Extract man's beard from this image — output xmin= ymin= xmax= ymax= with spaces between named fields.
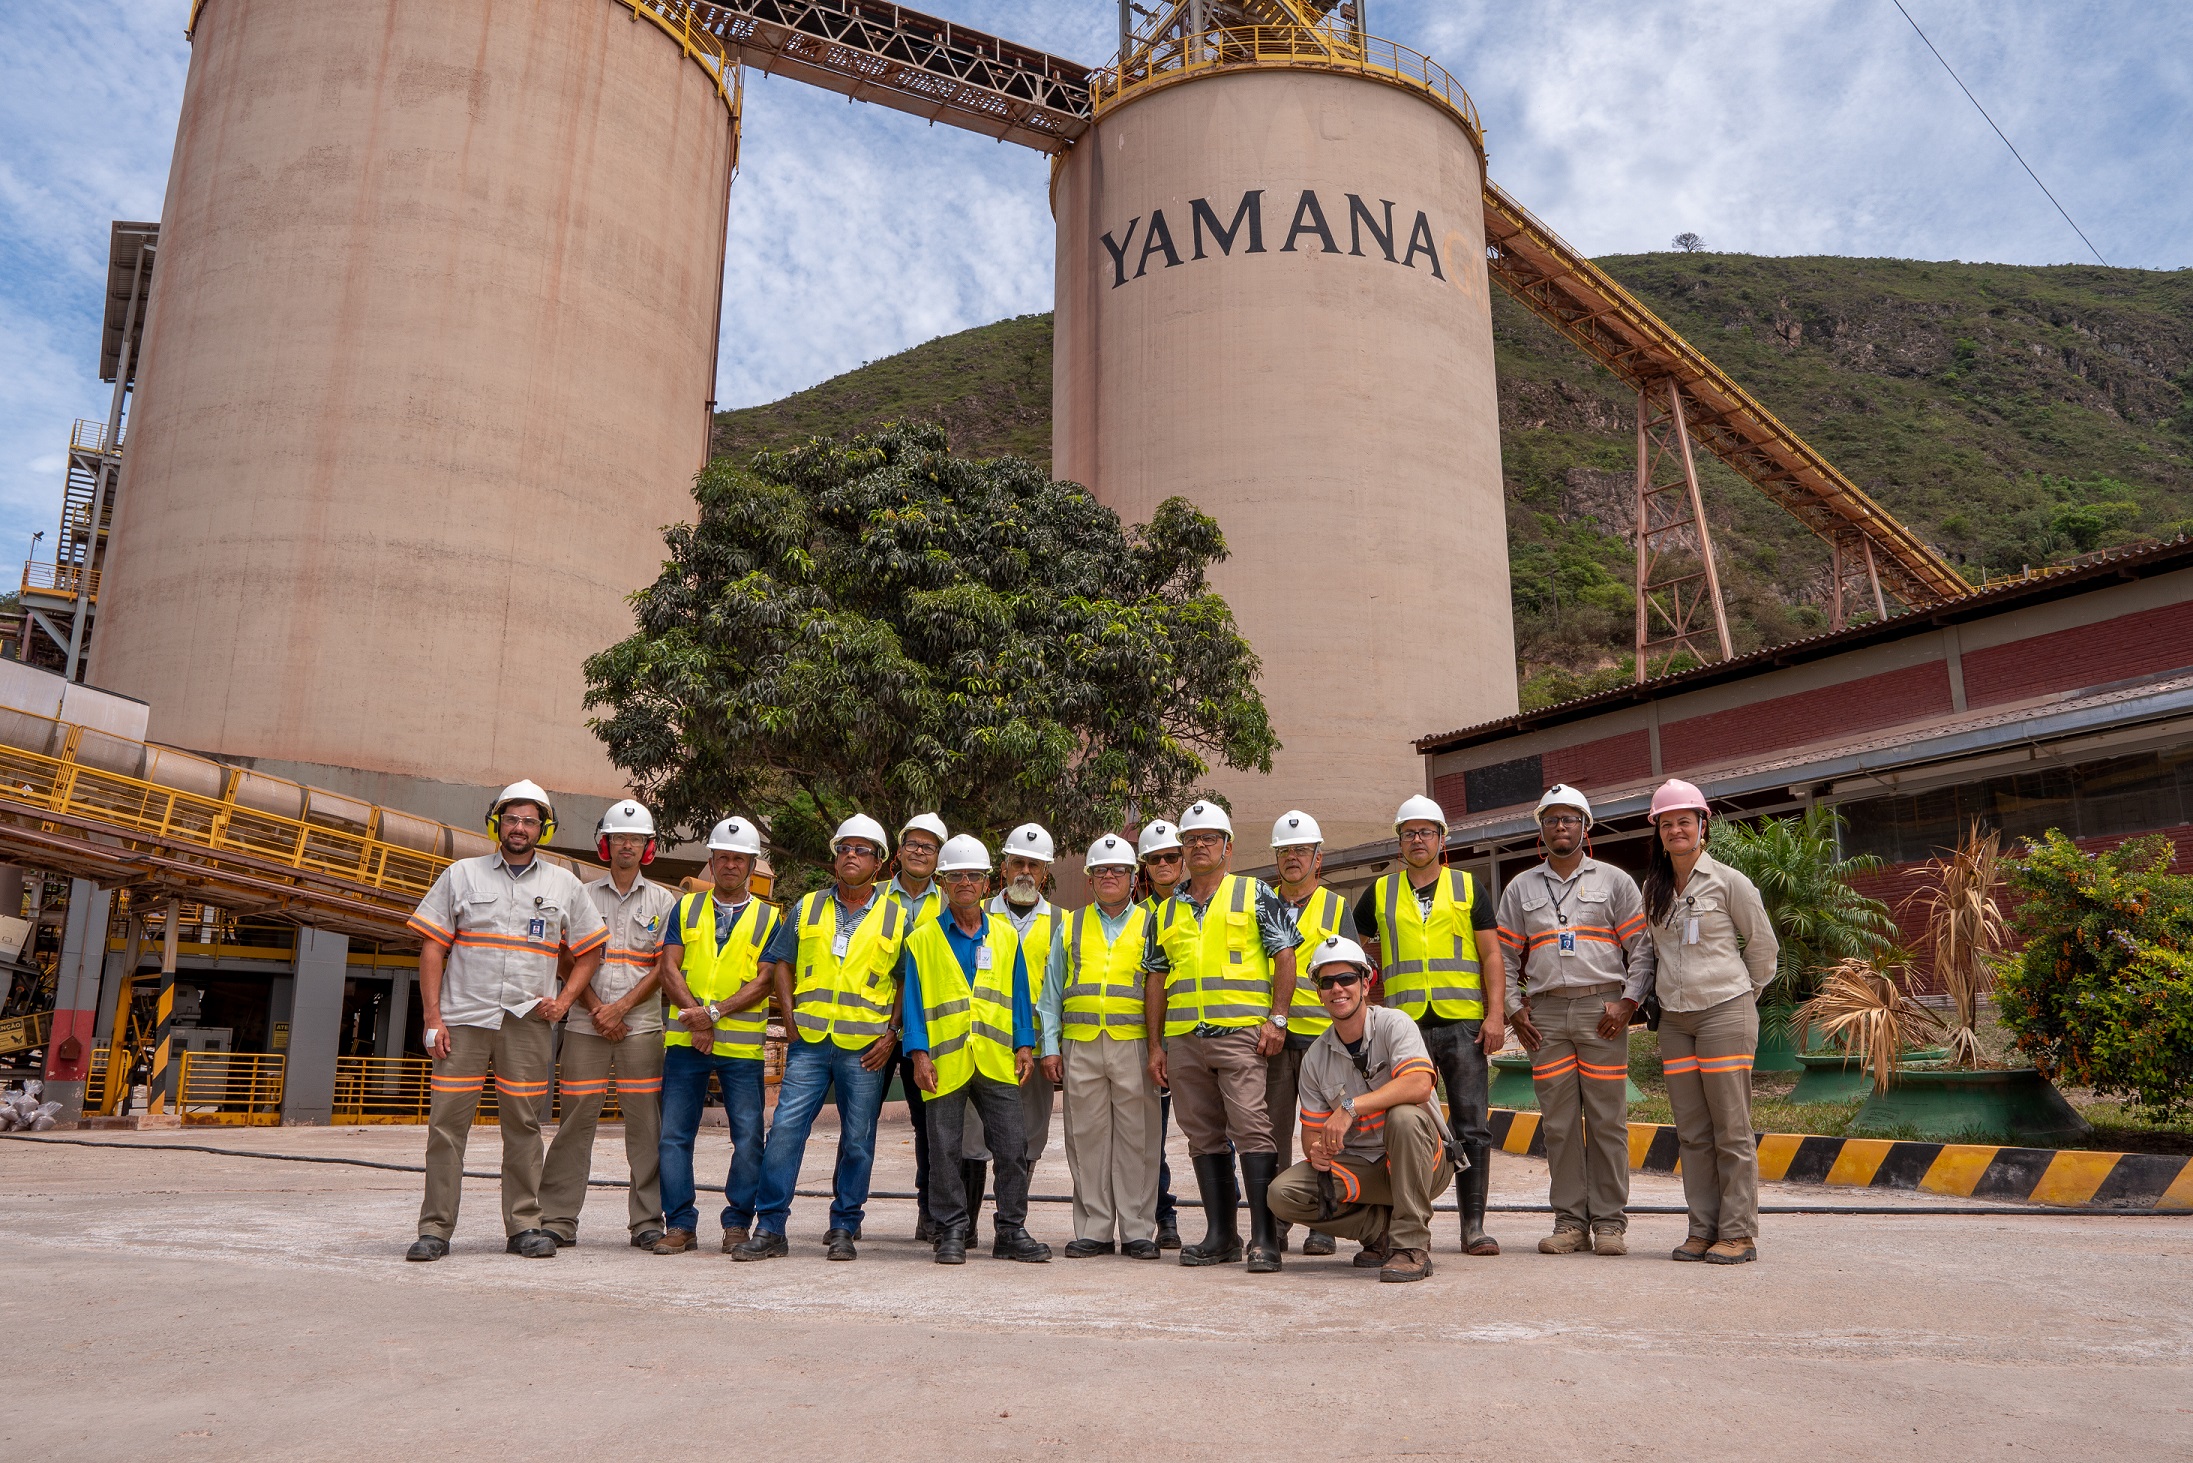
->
xmin=1007 ymin=875 xmax=1041 ymax=905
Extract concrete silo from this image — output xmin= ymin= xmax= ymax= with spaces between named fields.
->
xmin=1051 ymin=47 xmax=1515 ymax=851
xmin=91 ymin=0 xmax=736 ymax=829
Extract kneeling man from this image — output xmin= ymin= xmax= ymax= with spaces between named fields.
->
xmin=1269 ymin=936 xmax=1457 ymax=1282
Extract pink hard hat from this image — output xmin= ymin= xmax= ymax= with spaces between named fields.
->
xmin=1647 ymin=778 xmax=1711 ymax=824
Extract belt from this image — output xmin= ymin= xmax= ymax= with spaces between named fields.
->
xmin=1528 ymin=981 xmax=1625 ymax=1000
xmin=1191 ymin=1022 xmax=1249 ymax=1039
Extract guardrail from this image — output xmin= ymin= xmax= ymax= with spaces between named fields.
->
xmin=20 ymin=562 xmax=99 ymax=601
xmin=70 ymin=419 xmax=119 ymax=456
xmin=177 ymin=1051 xmax=284 ymax=1125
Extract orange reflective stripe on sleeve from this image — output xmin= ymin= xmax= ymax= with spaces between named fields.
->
xmin=1391 ymin=1058 xmax=1434 ymax=1078
xmin=1496 ymin=925 xmax=1524 ymax=951
xmin=407 ymin=914 xmax=455 ymax=948
xmin=568 ymin=927 xmax=609 ymax=958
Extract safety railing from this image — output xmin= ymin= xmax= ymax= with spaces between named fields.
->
xmin=617 ymin=1 xmax=741 ymax=118
xmin=70 ymin=418 xmax=120 ymax=456
xmin=20 ymin=562 xmax=99 ymax=601
xmin=176 ymin=1050 xmax=285 ymax=1125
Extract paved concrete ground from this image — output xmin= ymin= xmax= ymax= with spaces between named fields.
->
xmin=4 ymin=1104 xmax=2190 ymax=1461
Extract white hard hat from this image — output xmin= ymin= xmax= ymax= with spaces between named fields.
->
xmin=899 ymin=812 xmax=949 ymax=847
xmin=596 ymin=801 xmax=657 ymax=863
xmin=1535 ymin=784 xmax=1593 ymax=827
xmin=1178 ymin=800 xmax=1233 ymax=837
xmin=936 ymin=833 xmax=993 ymax=874
xmin=1270 ymin=810 xmax=1323 ymax=849
xmin=1085 ymin=834 xmax=1137 ymax=870
xmin=1308 ymin=935 xmax=1371 ymax=975
xmin=1003 ymin=823 xmax=1055 ymax=862
xmin=1136 ymin=820 xmax=1182 ymax=859
xmin=832 ymin=813 xmax=891 ymax=857
xmin=707 ymin=816 xmax=763 ymax=856
xmin=1394 ymin=793 xmax=1448 ymax=834
xmin=488 ymin=779 xmax=557 ymax=837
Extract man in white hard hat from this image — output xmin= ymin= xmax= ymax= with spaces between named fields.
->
xmin=962 ymin=822 xmax=1060 ymax=1219
xmin=900 ymin=834 xmax=1050 ymax=1263
xmin=735 ymin=812 xmax=909 ymax=1263
xmin=403 ymin=780 xmax=609 ymax=1262
xmin=1267 ymin=810 xmax=1358 ymax=1258
xmin=1499 ymin=785 xmax=1656 ymax=1256
xmin=1037 ymin=834 xmax=1163 ymax=1259
xmin=1142 ymin=799 xmax=1302 ymax=1272
xmin=1137 ymin=816 xmax=1189 ymax=1248
xmin=653 ymin=816 xmax=781 ymax=1255
xmin=1355 ymin=794 xmax=1507 ymax=1257
xmin=885 ymin=812 xmax=950 ymax=1241
xmin=540 ymin=799 xmax=680 ymax=1251
xmin=1267 ymin=936 xmax=1456 ymax=1283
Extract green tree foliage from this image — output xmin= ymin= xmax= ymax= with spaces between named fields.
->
xmin=1709 ymin=806 xmax=1898 ymax=1006
xmin=585 ymin=424 xmax=1276 ymax=890
xmin=2000 ymin=831 xmax=2193 ymax=1115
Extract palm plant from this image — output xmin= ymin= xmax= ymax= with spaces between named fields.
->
xmin=1711 ymin=805 xmax=1899 ymax=1009
xmin=1793 ymin=958 xmax=1947 ymax=1095
xmin=1906 ymin=823 xmax=2006 ymax=1068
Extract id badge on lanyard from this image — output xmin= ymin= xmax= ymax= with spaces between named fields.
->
xmin=1558 ymin=926 xmax=1576 ymax=956
xmin=975 ymin=944 xmax=993 ymax=970
xmin=832 ymin=924 xmax=852 ymax=959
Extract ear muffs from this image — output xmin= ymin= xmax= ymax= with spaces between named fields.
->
xmin=489 ymin=804 xmax=556 ymax=842
xmin=595 ymin=834 xmax=657 ymax=864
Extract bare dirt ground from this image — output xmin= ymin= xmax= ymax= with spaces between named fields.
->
xmin=4 ymin=1104 xmax=2189 ymax=1461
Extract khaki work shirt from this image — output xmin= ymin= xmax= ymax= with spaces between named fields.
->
xmin=1496 ymin=858 xmax=1656 ymax=1010
xmin=1297 ymin=1006 xmax=1441 ymax=1164
xmin=1646 ymin=852 xmax=1779 ymax=1013
xmin=408 ymin=853 xmax=608 ymax=1031
xmin=566 ymin=873 xmax=679 ymax=1037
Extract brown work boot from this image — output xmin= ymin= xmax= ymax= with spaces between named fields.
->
xmin=1537 ymin=1227 xmax=1592 ymax=1255
xmin=1670 ymin=1235 xmax=1713 ymax=1262
xmin=720 ymin=1227 xmax=749 ymax=1254
xmin=1590 ymin=1228 xmax=1628 ymax=1257
xmin=1352 ymin=1214 xmax=1395 ymax=1269
xmin=651 ymin=1228 xmax=698 ymax=1255
xmin=1704 ymin=1238 xmax=1757 ymax=1265
xmin=1378 ymin=1247 xmax=1434 ymax=1283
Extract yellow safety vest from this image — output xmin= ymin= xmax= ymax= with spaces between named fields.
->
xmin=1059 ymin=903 xmax=1151 ymax=1042
xmin=994 ymin=899 xmax=1056 ymax=984
xmin=907 ymin=914 xmax=1022 ymax=1098
xmin=791 ymin=888 xmax=906 ymax=1049
xmin=1371 ymin=869 xmax=1485 ymax=1021
xmin=1154 ymin=874 xmax=1272 ymax=1037
xmin=664 ymin=893 xmax=779 ymax=1058
xmin=889 ymin=881 xmax=945 ymax=931
xmin=1284 ymin=886 xmax=1350 ymax=1038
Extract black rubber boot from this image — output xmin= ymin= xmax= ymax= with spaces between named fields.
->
xmin=1241 ymin=1152 xmax=1282 ymax=1273
xmin=962 ymin=1159 xmax=988 ymax=1233
xmin=1179 ymin=1153 xmax=1243 ymax=1266
xmin=1461 ymin=1143 xmax=1499 ymax=1255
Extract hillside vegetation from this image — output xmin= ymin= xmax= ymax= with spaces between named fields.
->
xmin=714 ymin=257 xmax=2193 ymax=708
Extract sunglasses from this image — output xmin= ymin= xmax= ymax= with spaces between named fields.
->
xmin=1314 ymin=971 xmax=1364 ymax=991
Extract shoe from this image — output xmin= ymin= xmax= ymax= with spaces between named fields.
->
xmin=632 ymin=1228 xmax=664 ymax=1250
xmin=915 ymin=1213 xmax=937 ymax=1243
xmin=651 ymin=1228 xmax=698 ymax=1255
xmin=1460 ymin=1143 xmax=1499 ymax=1255
xmin=1379 ymin=1246 xmax=1434 ymax=1283
xmin=1122 ymin=1239 xmax=1162 ymax=1260
xmin=1063 ymin=1238 xmax=1115 ymax=1258
xmin=405 ymin=1235 xmax=448 ymax=1262
xmin=1537 ymin=1228 xmax=1592 ymax=1255
xmin=721 ymin=1227 xmax=749 ymax=1253
xmin=1179 ymin=1154 xmax=1243 ymax=1266
xmin=1302 ymin=1230 xmax=1337 ymax=1257
xmin=1591 ymin=1228 xmax=1628 ymax=1257
xmin=1353 ymin=1215 xmax=1395 ymax=1269
xmin=1703 ymin=1239 xmax=1757 ymax=1265
xmin=993 ymin=1225 xmax=1053 ymax=1262
xmin=1240 ymin=1152 xmax=1282 ymax=1273
xmin=1155 ymin=1213 xmax=1182 ymax=1250
xmin=506 ymin=1229 xmax=558 ymax=1259
xmin=934 ymin=1227 xmax=968 ymax=1264
xmin=1670 ymin=1235 xmax=1713 ymax=1262
xmin=731 ymin=1231 xmax=789 ymax=1262
xmin=548 ymin=1232 xmax=575 ymax=1249
xmin=824 ymin=1227 xmax=858 ymax=1261
xmin=962 ymin=1159 xmax=989 ymax=1232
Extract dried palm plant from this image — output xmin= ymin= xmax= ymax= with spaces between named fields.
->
xmin=1906 ymin=823 xmax=2007 ymax=1068
xmin=1793 ymin=958 xmax=1946 ymax=1095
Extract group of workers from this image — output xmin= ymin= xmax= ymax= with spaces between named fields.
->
xmin=400 ymin=771 xmax=1779 ymax=1281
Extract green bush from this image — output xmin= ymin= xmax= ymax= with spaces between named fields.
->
xmin=2000 ymin=831 xmax=2193 ymax=1116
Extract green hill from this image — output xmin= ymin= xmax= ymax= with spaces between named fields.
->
xmin=714 ymin=257 xmax=2193 ymax=708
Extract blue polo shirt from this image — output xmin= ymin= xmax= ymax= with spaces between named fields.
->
xmin=896 ymin=912 xmax=1036 ymax=1055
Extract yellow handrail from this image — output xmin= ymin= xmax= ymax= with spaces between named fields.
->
xmin=20 ymin=562 xmax=99 ymax=600
xmin=176 ymin=1051 xmax=285 ymax=1125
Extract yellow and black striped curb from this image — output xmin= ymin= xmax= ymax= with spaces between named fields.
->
xmin=1487 ymin=1108 xmax=2193 ymax=1210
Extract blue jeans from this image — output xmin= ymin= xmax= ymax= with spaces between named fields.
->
xmin=659 ymin=1044 xmax=769 ymax=1234
xmin=754 ymin=1038 xmax=888 ymax=1236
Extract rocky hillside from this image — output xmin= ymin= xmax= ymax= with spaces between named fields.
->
xmin=714 ymin=257 xmax=2193 ymax=708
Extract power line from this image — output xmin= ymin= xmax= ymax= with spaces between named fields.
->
xmin=1890 ymin=0 xmax=2108 ymax=266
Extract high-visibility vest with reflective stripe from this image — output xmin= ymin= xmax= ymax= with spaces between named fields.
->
xmin=1371 ymin=869 xmax=1484 ymax=1021
xmin=890 ymin=882 xmax=945 ymax=931
xmin=1060 ymin=903 xmax=1150 ymax=1042
xmin=994 ymin=900 xmax=1056 ymax=989
xmin=1154 ymin=874 xmax=1271 ymax=1036
xmin=907 ymin=914 xmax=1022 ymax=1098
xmin=791 ymin=888 xmax=906 ymax=1049
xmin=1284 ymin=886 xmax=1350 ymax=1038
xmin=664 ymin=893 xmax=778 ymax=1057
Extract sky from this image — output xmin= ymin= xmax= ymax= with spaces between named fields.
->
xmin=0 ymin=1 xmax=2187 ymax=572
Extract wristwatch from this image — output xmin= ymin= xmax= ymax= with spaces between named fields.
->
xmin=1268 ymin=1013 xmax=1289 ymax=1030
xmin=1341 ymin=1094 xmax=1357 ymax=1118
xmin=702 ymin=1001 xmax=720 ymax=1021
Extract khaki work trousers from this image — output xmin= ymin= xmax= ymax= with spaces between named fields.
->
xmin=540 ymin=1028 xmax=666 ymax=1241
xmin=1061 ymin=1034 xmax=1162 ymax=1245
xmin=419 ymin=1015 xmax=554 ymax=1241
xmin=1268 ymin=1104 xmax=1455 ymax=1252
xmin=1528 ymin=988 xmax=1633 ymax=1234
xmin=1167 ymin=1028 xmax=1274 ymax=1157
xmin=1660 ymin=992 xmax=1760 ymax=1243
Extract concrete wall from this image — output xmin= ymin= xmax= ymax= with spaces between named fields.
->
xmin=92 ymin=0 xmax=734 ymax=800
xmin=1053 ymin=68 xmax=1513 ymax=849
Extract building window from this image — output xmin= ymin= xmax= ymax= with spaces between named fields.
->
xmin=1836 ymin=747 xmax=2193 ymax=864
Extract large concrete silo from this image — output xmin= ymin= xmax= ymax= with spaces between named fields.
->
xmin=91 ymin=0 xmax=736 ymax=828
xmin=1053 ymin=54 xmax=1516 ymax=850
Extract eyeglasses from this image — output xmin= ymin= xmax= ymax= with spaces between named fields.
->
xmin=499 ymin=815 xmax=542 ymax=829
xmin=1143 ymin=851 xmax=1183 ymax=865
xmin=1180 ymin=832 xmax=1227 ymax=849
xmin=1540 ymin=815 xmax=1584 ymax=829
xmin=1398 ymin=827 xmax=1442 ymax=843
xmin=939 ymin=870 xmax=988 ymax=885
xmin=1314 ymin=971 xmax=1364 ymax=991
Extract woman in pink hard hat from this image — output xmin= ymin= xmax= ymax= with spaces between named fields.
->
xmin=1641 ymin=779 xmax=1778 ymax=1265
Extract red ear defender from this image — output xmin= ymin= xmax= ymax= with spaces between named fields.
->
xmin=597 ymin=835 xmax=612 ymax=862
xmin=641 ymin=836 xmax=658 ymax=866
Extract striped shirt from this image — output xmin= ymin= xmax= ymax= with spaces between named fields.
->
xmin=1297 ymin=1006 xmax=1441 ymax=1164
xmin=1494 ymin=858 xmax=1656 ymax=1010
xmin=407 ymin=852 xmax=608 ymax=1031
